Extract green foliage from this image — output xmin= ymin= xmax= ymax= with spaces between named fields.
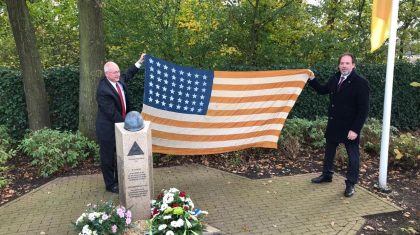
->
xmin=0 ymin=61 xmax=419 ymax=141
xmin=44 ymin=65 xmax=80 ymax=130
xmin=18 ymin=129 xmax=98 ymax=177
xmin=279 ymin=117 xmax=327 ymax=157
xmin=390 ymin=133 xmax=420 ymax=168
xmin=1 ymin=1 xmax=418 ymax=68
xmin=0 ymin=69 xmax=27 ymax=139
xmin=0 ymin=125 xmax=16 ymax=188
xmin=291 ymin=61 xmax=420 ymax=130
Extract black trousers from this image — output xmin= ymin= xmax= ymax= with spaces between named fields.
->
xmin=322 ymin=139 xmax=360 ymax=185
xmin=99 ymin=139 xmax=118 ymax=189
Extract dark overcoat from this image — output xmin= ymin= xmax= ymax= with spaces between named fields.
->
xmin=95 ymin=65 xmax=139 ymax=142
xmin=308 ymin=70 xmax=370 ymax=142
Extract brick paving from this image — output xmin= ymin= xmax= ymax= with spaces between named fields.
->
xmin=0 ymin=164 xmax=400 ymax=235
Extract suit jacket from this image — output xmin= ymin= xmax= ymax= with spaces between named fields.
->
xmin=96 ymin=65 xmax=140 ymax=142
xmin=308 ymin=70 xmax=370 ymax=142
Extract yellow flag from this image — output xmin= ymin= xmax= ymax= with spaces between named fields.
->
xmin=370 ymin=0 xmax=392 ymax=52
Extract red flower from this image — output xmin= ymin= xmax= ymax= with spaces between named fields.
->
xmin=157 ymin=193 xmax=164 ymax=200
xmin=152 ymin=208 xmax=159 ymax=215
xmin=179 ymin=192 xmax=186 ymax=197
xmin=183 ymin=205 xmax=189 ymax=210
xmin=171 ymin=203 xmax=180 ymax=208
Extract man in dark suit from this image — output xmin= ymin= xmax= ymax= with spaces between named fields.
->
xmin=308 ymin=53 xmax=370 ymax=197
xmin=96 ymin=53 xmax=145 ymax=193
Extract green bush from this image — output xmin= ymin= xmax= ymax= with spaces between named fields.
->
xmin=306 ymin=118 xmax=327 ymax=149
xmin=390 ymin=133 xmax=420 ymax=168
xmin=0 ymin=61 xmax=418 ymax=141
xmin=278 ymin=118 xmax=311 ymax=157
xmin=0 ymin=125 xmax=16 ymax=188
xmin=18 ymin=129 xmax=99 ymax=177
xmin=279 ymin=117 xmax=327 ymax=155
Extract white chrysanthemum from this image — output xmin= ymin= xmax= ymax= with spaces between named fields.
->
xmin=165 ymin=231 xmax=174 ymax=235
xmin=76 ymin=213 xmax=86 ymax=225
xmin=176 ymin=218 xmax=185 ymax=227
xmin=163 ymin=194 xmax=174 ymax=204
xmin=170 ymin=221 xmax=178 ymax=227
xmin=88 ymin=213 xmax=96 ymax=221
xmin=170 ymin=218 xmax=185 ymax=228
xmin=81 ymin=225 xmax=92 ymax=235
xmin=158 ymin=224 xmax=167 ymax=231
xmin=93 ymin=231 xmax=98 ymax=235
xmin=151 ymin=200 xmax=156 ymax=204
xmin=163 ymin=215 xmax=172 ymax=220
xmin=169 ymin=188 xmax=179 ymax=193
xmin=160 ymin=203 xmax=169 ymax=211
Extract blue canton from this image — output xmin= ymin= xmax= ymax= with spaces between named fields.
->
xmin=144 ymin=55 xmax=213 ymax=115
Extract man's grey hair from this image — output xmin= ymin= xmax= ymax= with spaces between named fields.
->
xmin=104 ymin=61 xmax=116 ymax=73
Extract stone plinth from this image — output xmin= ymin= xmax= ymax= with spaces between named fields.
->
xmin=115 ymin=121 xmax=153 ymax=221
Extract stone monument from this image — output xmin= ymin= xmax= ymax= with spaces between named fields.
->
xmin=115 ymin=111 xmax=153 ymax=221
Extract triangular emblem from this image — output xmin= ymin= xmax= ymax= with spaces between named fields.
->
xmin=128 ymin=141 xmax=144 ymax=156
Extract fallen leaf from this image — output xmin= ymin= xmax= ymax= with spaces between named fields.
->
xmin=364 ymin=225 xmax=375 ymax=231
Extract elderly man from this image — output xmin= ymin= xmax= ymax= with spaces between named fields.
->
xmin=96 ymin=53 xmax=145 ymax=193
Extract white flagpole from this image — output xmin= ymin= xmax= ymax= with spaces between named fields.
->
xmin=379 ymin=0 xmax=400 ymax=190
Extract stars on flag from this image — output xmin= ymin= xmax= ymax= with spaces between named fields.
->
xmin=144 ymin=56 xmax=213 ymax=115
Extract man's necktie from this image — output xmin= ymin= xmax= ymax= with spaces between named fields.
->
xmin=338 ymin=76 xmax=345 ymax=90
xmin=116 ymin=83 xmax=126 ymax=118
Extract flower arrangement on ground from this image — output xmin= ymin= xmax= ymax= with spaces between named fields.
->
xmin=73 ymin=200 xmax=132 ymax=235
xmin=148 ymin=188 xmax=208 ymax=235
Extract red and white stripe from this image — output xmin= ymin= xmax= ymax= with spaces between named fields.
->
xmin=142 ymin=69 xmax=311 ymax=155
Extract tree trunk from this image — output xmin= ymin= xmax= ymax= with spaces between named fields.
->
xmin=5 ymin=0 xmax=51 ymax=130
xmin=78 ymin=0 xmax=106 ymax=140
xmin=249 ymin=0 xmax=260 ymax=66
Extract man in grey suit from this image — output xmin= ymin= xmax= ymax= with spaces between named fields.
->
xmin=96 ymin=53 xmax=145 ymax=193
xmin=308 ymin=53 xmax=370 ymax=197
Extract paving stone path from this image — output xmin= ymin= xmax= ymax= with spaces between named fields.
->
xmin=0 ymin=164 xmax=400 ymax=235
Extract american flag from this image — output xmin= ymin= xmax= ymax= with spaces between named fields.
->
xmin=141 ymin=55 xmax=311 ymax=155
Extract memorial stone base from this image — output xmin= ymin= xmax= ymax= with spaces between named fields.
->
xmin=115 ymin=121 xmax=153 ymax=221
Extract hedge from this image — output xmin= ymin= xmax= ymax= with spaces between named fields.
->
xmin=0 ymin=61 xmax=418 ymax=139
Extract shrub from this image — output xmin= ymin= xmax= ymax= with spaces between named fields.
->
xmin=390 ymin=133 xmax=420 ymax=168
xmin=306 ymin=117 xmax=327 ymax=149
xmin=18 ymin=129 xmax=99 ymax=177
xmin=278 ymin=118 xmax=311 ymax=157
xmin=0 ymin=125 xmax=15 ymax=188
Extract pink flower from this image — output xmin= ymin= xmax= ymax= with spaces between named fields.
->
xmin=125 ymin=210 xmax=132 ymax=218
xmin=117 ymin=208 xmax=125 ymax=218
xmin=126 ymin=217 xmax=132 ymax=224
xmin=111 ymin=224 xmax=117 ymax=233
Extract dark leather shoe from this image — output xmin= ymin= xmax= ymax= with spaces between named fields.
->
xmin=106 ymin=184 xmax=119 ymax=194
xmin=344 ymin=184 xmax=355 ymax=197
xmin=311 ymin=175 xmax=332 ymax=183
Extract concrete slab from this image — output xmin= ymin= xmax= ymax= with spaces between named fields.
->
xmin=0 ymin=164 xmax=401 ymax=235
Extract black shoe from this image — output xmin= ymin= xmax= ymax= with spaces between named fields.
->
xmin=311 ymin=174 xmax=332 ymax=183
xmin=106 ymin=184 xmax=119 ymax=194
xmin=344 ymin=184 xmax=355 ymax=197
